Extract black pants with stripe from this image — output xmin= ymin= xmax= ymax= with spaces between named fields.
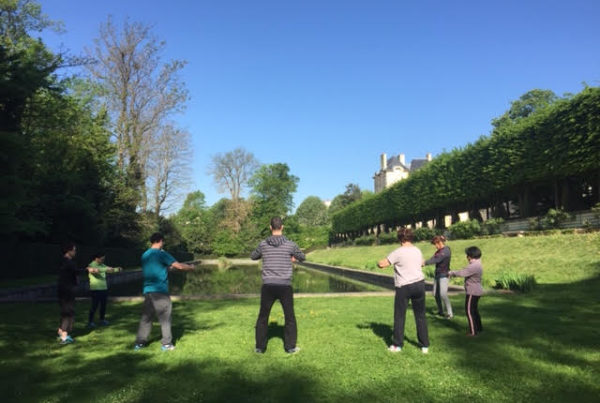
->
xmin=255 ymin=284 xmax=297 ymax=351
xmin=465 ymin=294 xmax=483 ymax=335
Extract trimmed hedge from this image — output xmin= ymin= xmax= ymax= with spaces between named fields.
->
xmin=332 ymin=88 xmax=600 ymax=236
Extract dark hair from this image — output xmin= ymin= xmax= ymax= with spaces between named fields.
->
xmin=465 ymin=246 xmax=482 ymax=259
xmin=270 ymin=217 xmax=283 ymax=230
xmin=61 ymin=242 xmax=76 ymax=254
xmin=150 ymin=232 xmax=164 ymax=244
xmin=431 ymin=235 xmax=446 ymax=244
xmin=397 ymin=227 xmax=414 ymax=243
xmin=93 ymin=250 xmax=106 ymax=259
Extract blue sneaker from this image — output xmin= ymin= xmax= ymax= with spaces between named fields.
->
xmin=161 ymin=344 xmax=175 ymax=351
xmin=87 ymin=322 xmax=96 ymax=328
xmin=100 ymin=320 xmax=110 ymax=326
xmin=60 ymin=335 xmax=74 ymax=344
xmin=133 ymin=343 xmax=146 ymax=351
xmin=285 ymin=347 xmax=300 ymax=354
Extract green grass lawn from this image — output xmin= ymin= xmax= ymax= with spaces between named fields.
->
xmin=2 ymin=232 xmax=599 ymax=402
xmin=307 ymin=232 xmax=600 ymax=286
xmin=1 ymin=276 xmax=599 ymax=402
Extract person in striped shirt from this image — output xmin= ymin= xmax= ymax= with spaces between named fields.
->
xmin=251 ymin=217 xmax=306 ymax=354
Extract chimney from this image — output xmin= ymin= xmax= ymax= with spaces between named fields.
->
xmin=399 ymin=153 xmax=406 ymax=166
xmin=426 ymin=153 xmax=432 ymax=161
xmin=381 ymin=153 xmax=387 ymax=170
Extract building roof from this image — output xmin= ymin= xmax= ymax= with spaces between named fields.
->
xmin=409 ymin=159 xmax=429 ymax=172
xmin=385 ymin=155 xmax=409 ymax=171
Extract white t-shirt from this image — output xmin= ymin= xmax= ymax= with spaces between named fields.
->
xmin=387 ymin=245 xmax=424 ymax=287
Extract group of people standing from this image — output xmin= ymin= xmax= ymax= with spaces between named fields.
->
xmin=378 ymin=229 xmax=484 ymax=354
xmin=57 ymin=218 xmax=484 ymax=353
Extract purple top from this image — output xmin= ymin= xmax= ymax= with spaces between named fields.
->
xmin=449 ymin=259 xmax=483 ymax=296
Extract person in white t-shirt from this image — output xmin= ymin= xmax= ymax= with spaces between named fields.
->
xmin=378 ymin=227 xmax=430 ymax=353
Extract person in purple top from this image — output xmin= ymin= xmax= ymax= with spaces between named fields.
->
xmin=449 ymin=246 xmax=484 ymax=336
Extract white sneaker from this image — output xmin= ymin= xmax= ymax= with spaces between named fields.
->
xmin=421 ymin=347 xmax=429 ymax=354
xmin=388 ymin=345 xmax=402 ymax=352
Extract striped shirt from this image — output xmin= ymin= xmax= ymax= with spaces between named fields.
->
xmin=251 ymin=235 xmax=305 ymax=285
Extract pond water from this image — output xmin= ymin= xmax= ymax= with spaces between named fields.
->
xmin=107 ymin=265 xmax=385 ymax=296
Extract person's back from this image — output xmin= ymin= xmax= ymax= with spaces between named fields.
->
xmin=141 ymin=248 xmax=175 ymax=294
xmin=252 ymin=235 xmax=305 ymax=285
xmin=251 ymin=217 xmax=305 ymax=354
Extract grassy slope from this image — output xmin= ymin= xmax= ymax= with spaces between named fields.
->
xmin=307 ymin=232 xmax=600 ymax=285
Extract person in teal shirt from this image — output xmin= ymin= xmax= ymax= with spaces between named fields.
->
xmin=134 ymin=232 xmax=195 ymax=351
xmin=87 ymin=251 xmax=121 ymax=327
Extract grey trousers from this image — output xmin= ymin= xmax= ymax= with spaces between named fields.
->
xmin=433 ymin=277 xmax=453 ymax=316
xmin=135 ymin=293 xmax=172 ymax=345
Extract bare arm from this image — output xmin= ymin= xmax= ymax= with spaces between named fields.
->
xmin=377 ymin=258 xmax=391 ymax=268
xmin=171 ymin=261 xmax=195 ymax=271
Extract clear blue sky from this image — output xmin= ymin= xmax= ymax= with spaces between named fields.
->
xmin=38 ymin=0 xmax=600 ymax=212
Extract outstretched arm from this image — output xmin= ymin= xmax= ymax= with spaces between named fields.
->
xmin=171 ymin=261 xmax=195 ymax=271
xmin=377 ymin=258 xmax=391 ymax=268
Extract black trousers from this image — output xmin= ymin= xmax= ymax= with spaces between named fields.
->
xmin=465 ymin=294 xmax=483 ymax=335
xmin=89 ymin=290 xmax=108 ymax=322
xmin=58 ymin=288 xmax=75 ymax=333
xmin=393 ymin=280 xmax=429 ymax=348
xmin=255 ymin=284 xmax=297 ymax=351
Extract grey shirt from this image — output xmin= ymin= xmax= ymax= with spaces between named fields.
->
xmin=251 ymin=235 xmax=305 ymax=285
xmin=424 ymin=246 xmax=451 ymax=278
xmin=450 ymin=259 xmax=483 ymax=296
xmin=387 ymin=245 xmax=424 ymax=288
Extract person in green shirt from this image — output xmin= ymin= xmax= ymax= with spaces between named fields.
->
xmin=87 ymin=251 xmax=121 ymax=327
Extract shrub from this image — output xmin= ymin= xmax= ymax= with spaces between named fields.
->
xmin=540 ymin=208 xmax=571 ymax=229
xmin=413 ymin=227 xmax=437 ymax=242
xmin=482 ymin=218 xmax=505 ymax=235
xmin=354 ymin=235 xmax=376 ymax=246
xmin=494 ymin=272 xmax=537 ymax=293
xmin=422 ymin=265 xmax=435 ymax=279
xmin=212 ymin=230 xmax=245 ymax=257
xmin=448 ymin=220 xmax=482 ymax=239
xmin=377 ymin=232 xmax=398 ymax=245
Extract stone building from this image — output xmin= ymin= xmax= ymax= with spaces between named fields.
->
xmin=373 ymin=152 xmax=432 ymax=193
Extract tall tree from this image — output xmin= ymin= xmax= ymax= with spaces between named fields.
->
xmin=147 ymin=124 xmax=191 ymax=218
xmin=86 ymin=17 xmax=188 ymax=210
xmin=295 ymin=196 xmax=328 ymax=226
xmin=328 ymin=183 xmax=363 ymax=216
xmin=173 ymin=191 xmax=212 ymax=254
xmin=249 ymin=163 xmax=299 ymax=230
xmin=492 ymin=89 xmax=558 ymax=129
xmin=209 ymin=147 xmax=258 ymax=232
xmin=209 ymin=147 xmax=259 ymax=202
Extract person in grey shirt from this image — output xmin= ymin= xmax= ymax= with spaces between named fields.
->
xmin=450 ymin=246 xmax=484 ymax=336
xmin=378 ymin=227 xmax=429 ymax=353
xmin=251 ymin=216 xmax=305 ymax=354
xmin=423 ymin=235 xmax=453 ymax=319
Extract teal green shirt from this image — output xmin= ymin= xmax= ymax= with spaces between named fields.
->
xmin=88 ymin=261 xmax=109 ymax=291
xmin=141 ymin=248 xmax=176 ymax=294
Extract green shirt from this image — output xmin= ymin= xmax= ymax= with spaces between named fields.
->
xmin=88 ymin=261 xmax=110 ymax=291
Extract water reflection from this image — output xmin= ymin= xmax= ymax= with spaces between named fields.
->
xmin=108 ymin=265 xmax=384 ymax=296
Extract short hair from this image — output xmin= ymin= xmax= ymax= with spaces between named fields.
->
xmin=397 ymin=227 xmax=414 ymax=243
xmin=465 ymin=246 xmax=482 ymax=259
xmin=150 ymin=232 xmax=164 ymax=244
xmin=93 ymin=250 xmax=106 ymax=259
xmin=431 ymin=235 xmax=446 ymax=244
xmin=270 ymin=217 xmax=283 ymax=230
xmin=61 ymin=242 xmax=76 ymax=254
